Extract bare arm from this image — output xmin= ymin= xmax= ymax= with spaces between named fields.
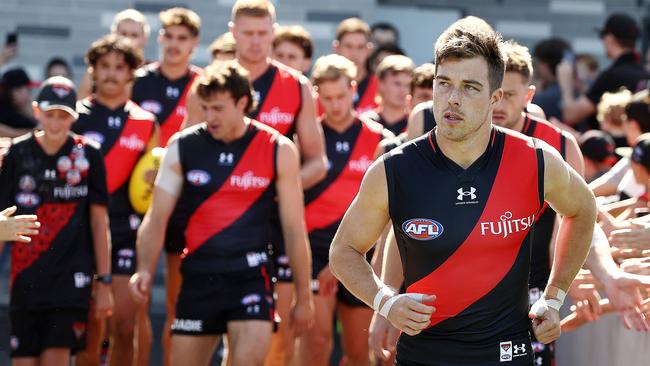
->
xmin=90 ymin=203 xmax=113 ymax=319
xmin=381 ymin=226 xmax=405 ymax=291
xmin=406 ymin=106 xmax=425 ymax=141
xmin=295 ymin=76 xmax=327 ymax=189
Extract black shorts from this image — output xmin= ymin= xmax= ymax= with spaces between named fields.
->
xmin=270 ymin=215 xmax=292 ymax=282
xmin=9 ymin=307 xmax=88 ymax=357
xmin=173 ymin=268 xmax=275 ymax=336
xmin=110 ymin=215 xmax=140 ymax=275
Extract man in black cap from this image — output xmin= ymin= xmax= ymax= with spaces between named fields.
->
xmin=0 ymin=76 xmax=113 ymax=365
xmin=558 ymin=13 xmax=649 ymax=130
xmin=580 ymin=130 xmax=617 ymax=182
xmin=0 ymin=67 xmax=38 ymax=137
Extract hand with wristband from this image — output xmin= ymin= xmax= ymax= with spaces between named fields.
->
xmin=372 ymin=286 xmax=436 ymax=337
xmin=529 ymin=285 xmax=566 ymax=344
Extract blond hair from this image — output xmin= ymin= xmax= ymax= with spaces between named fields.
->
xmin=231 ymin=0 xmax=276 ymax=22
xmin=311 ymin=54 xmax=357 ymax=86
xmin=335 ymin=17 xmax=370 ymax=42
xmin=376 ymin=54 xmax=415 ymax=80
xmin=598 ymin=89 xmax=632 ymax=127
xmin=501 ymin=40 xmax=533 ymax=83
xmin=111 ymin=9 xmax=151 ymax=38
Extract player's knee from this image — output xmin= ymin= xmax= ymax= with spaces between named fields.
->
xmin=305 ymin=330 xmax=333 ymax=357
xmin=231 ymin=348 xmax=266 ymax=366
xmin=112 ymin=319 xmax=136 ymax=340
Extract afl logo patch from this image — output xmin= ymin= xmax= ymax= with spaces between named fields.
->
xmin=402 ymin=218 xmax=444 ymax=241
xmin=186 ymin=170 xmax=210 ymax=186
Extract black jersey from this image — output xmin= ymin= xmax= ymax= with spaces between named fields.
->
xmin=132 ymin=62 xmax=201 ymax=146
xmin=175 ymin=122 xmax=279 ymax=274
xmin=363 ymin=110 xmax=408 ymax=136
xmin=0 ymin=133 xmax=108 ymax=310
xmin=385 ymin=127 xmax=543 ymax=364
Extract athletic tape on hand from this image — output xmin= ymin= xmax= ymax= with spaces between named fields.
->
xmin=379 ymin=293 xmax=426 ymax=319
xmin=530 ymin=297 xmax=563 ymax=317
xmin=373 ymin=287 xmax=395 ymax=312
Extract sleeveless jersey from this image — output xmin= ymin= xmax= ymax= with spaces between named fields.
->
xmin=385 ymin=127 xmax=544 ymax=364
xmin=363 ymin=110 xmax=408 ymax=136
xmin=176 ymin=122 xmax=279 ymax=274
xmin=305 ymin=118 xmax=384 ymax=253
xmin=354 ymin=74 xmax=379 ymax=114
xmin=132 ymin=62 xmax=201 ymax=146
xmin=0 ymin=133 xmax=108 ymax=310
xmin=249 ymin=61 xmax=302 ymax=137
xmin=520 ymin=113 xmax=567 ymax=290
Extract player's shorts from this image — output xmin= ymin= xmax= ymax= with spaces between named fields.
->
xmin=270 ymin=216 xmax=292 ymax=283
xmin=173 ymin=267 xmax=275 ymax=336
xmin=309 ymin=246 xmax=330 ymax=293
xmin=529 ymin=287 xmax=554 ymax=365
xmin=110 ymin=215 xmax=141 ymax=275
xmin=9 ymin=307 xmax=87 ymax=357
xmin=396 ymin=333 xmax=535 ymax=365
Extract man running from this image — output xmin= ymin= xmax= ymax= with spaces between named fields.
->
xmin=330 ymin=27 xmax=597 ymax=365
xmin=129 ymin=61 xmax=314 ymax=366
xmin=73 ymin=34 xmax=158 ymax=366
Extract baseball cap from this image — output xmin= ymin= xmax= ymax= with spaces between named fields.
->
xmin=35 ymin=76 xmax=78 ymax=119
xmin=0 ymin=68 xmax=33 ymax=88
xmin=631 ymin=136 xmax=650 ymax=170
xmin=597 ymin=13 xmax=639 ymax=41
xmin=580 ymin=130 xmax=616 ymax=164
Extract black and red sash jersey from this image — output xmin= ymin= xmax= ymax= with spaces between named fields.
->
xmin=176 ymin=121 xmax=279 ymax=273
xmin=0 ymin=133 xmax=108 ymax=310
xmin=354 ymin=74 xmax=379 ymax=114
xmin=248 ymin=61 xmax=302 ymax=137
xmin=131 ymin=62 xmax=201 ymax=146
xmin=520 ymin=112 xmax=567 ymax=290
xmin=304 ymin=118 xmax=384 ymax=252
xmin=384 ymin=127 xmax=544 ymax=363
xmin=73 ymin=98 xmax=155 ymax=219
xmin=363 ymin=110 xmax=408 ymax=136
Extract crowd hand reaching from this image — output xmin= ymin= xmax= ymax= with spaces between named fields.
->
xmin=568 ymin=280 xmax=602 ymax=323
xmin=0 ymin=206 xmax=40 ymax=242
xmin=369 ymin=312 xmax=400 ymax=361
xmin=611 ymin=246 xmax=645 ymax=262
xmin=609 ymin=222 xmax=650 ymax=251
xmin=384 ymin=294 xmax=436 ymax=336
xmin=561 ymin=299 xmax=613 ymax=332
xmin=598 ymin=211 xmax=628 ymax=236
xmin=602 ymin=263 xmax=650 ymax=331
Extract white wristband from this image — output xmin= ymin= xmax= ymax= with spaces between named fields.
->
xmin=378 ymin=293 xmax=425 ymax=319
xmin=545 ymin=287 xmax=566 ymax=304
xmin=372 ymin=287 xmax=394 ymax=312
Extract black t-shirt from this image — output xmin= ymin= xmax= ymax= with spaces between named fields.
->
xmin=0 ymin=104 xmax=38 ymax=130
xmin=0 ymin=132 xmax=108 ymax=310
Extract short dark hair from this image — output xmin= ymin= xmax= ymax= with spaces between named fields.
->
xmin=160 ymin=7 xmax=201 ymax=37
xmin=85 ymin=34 xmax=143 ymax=70
xmin=45 ymin=57 xmax=72 ymax=79
xmin=194 ymin=60 xmax=255 ymax=113
xmin=273 ymin=25 xmax=314 ymax=59
xmin=533 ymin=38 xmax=571 ymax=77
xmin=370 ymin=22 xmax=399 ymax=44
xmin=434 ymin=28 xmax=505 ymax=93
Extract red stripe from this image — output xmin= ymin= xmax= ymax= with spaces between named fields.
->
xmin=305 ymin=121 xmax=381 ymax=232
xmin=103 ymin=115 xmax=154 ymax=194
xmin=184 ymin=123 xmax=278 ymax=255
xmin=355 ymin=74 xmax=379 ymax=114
xmin=159 ymin=72 xmax=199 ymax=146
xmin=256 ymin=64 xmax=301 ymax=136
xmin=407 ymin=132 xmax=540 ymax=326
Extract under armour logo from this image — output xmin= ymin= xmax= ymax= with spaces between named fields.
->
xmin=457 ymin=187 xmax=476 ymax=201
xmin=44 ymin=169 xmax=56 ymax=180
xmin=219 ymin=152 xmax=234 ymax=165
xmin=336 ymin=141 xmax=350 ymax=153
xmin=513 ymin=343 xmax=526 ymax=355
xmin=166 ymin=86 xmax=180 ymax=98
xmin=108 ymin=116 xmax=121 ymax=128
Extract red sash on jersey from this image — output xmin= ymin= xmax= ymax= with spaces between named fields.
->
xmin=159 ymin=68 xmax=200 ymax=146
xmin=305 ymin=121 xmax=381 ymax=232
xmin=103 ymin=111 xmax=155 ymax=194
xmin=408 ymin=131 xmax=541 ymax=326
xmin=256 ymin=64 xmax=301 ymax=136
xmin=184 ymin=124 xmax=278 ymax=255
xmin=524 ymin=113 xmax=563 ymax=156
xmin=355 ymin=74 xmax=379 ymax=114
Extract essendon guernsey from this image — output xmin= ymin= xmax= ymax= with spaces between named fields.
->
xmin=248 ymin=61 xmax=302 ymax=137
xmin=385 ymin=127 xmax=543 ymax=364
xmin=132 ymin=62 xmax=201 ymax=146
xmin=174 ymin=121 xmax=279 ymax=274
xmin=0 ymin=133 xmax=108 ymax=310
xmin=354 ymin=74 xmax=379 ymax=114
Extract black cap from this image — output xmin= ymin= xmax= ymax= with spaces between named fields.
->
xmin=631 ymin=136 xmax=650 ymax=170
xmin=579 ymin=130 xmax=616 ymax=163
xmin=597 ymin=13 xmax=639 ymax=41
xmin=35 ymin=76 xmax=78 ymax=119
xmin=0 ymin=68 xmax=31 ymax=88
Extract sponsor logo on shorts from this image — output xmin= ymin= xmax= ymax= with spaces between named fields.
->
xmin=513 ymin=343 xmax=528 ymax=358
xmin=500 ymin=341 xmax=512 ymax=362
xmin=480 ymin=211 xmax=535 ymax=239
xmin=73 ymin=322 xmax=86 ymax=340
xmin=531 ymin=341 xmax=545 ymax=353
xmin=140 ymin=100 xmax=162 ymax=115
xmin=402 ymin=218 xmax=443 ymax=241
xmin=117 ymin=248 xmax=135 ymax=270
xmin=529 ymin=288 xmax=542 ymax=305
xmin=172 ymin=318 xmax=203 ymax=332
xmin=16 ymin=192 xmax=40 ymax=208
xmin=246 ymin=251 xmax=268 ymax=268
xmin=84 ymin=131 xmax=105 ymax=146
xmin=74 ymin=272 xmax=91 ymax=289
xmin=241 ymin=293 xmax=262 ymax=305
xmin=129 ymin=215 xmax=141 ymax=230
xmin=9 ymin=336 xmax=18 ymax=350
xmin=186 ymin=170 xmax=211 ymax=186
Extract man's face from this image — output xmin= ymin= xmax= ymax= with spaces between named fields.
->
xmin=116 ymin=20 xmax=148 ymax=50
xmin=335 ymin=32 xmax=372 ymax=73
xmin=35 ymin=108 xmax=76 ymax=141
xmin=159 ymin=25 xmax=197 ymax=65
xmin=378 ymin=71 xmax=411 ymax=110
xmin=371 ymin=29 xmax=397 ymax=46
xmin=92 ymin=51 xmax=133 ymax=98
xmin=317 ymin=77 xmax=355 ymax=124
xmin=411 ymin=86 xmax=433 ymax=107
xmin=433 ymin=57 xmax=502 ymax=142
xmin=200 ymin=91 xmax=247 ymax=140
xmin=212 ymin=51 xmax=236 ymax=62
xmin=493 ymin=72 xmax=532 ymax=130
xmin=231 ymin=15 xmax=274 ymax=64
xmin=273 ymin=41 xmax=310 ymax=73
